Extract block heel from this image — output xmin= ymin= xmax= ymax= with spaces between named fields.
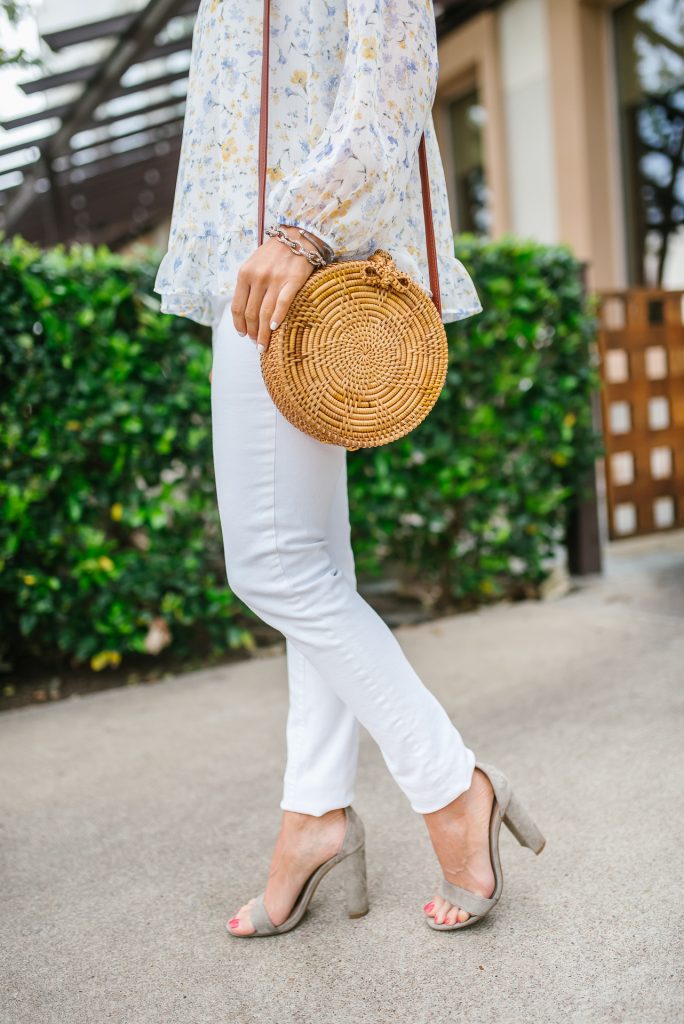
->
xmin=503 ymin=790 xmax=546 ymax=854
xmin=341 ymin=843 xmax=369 ymax=919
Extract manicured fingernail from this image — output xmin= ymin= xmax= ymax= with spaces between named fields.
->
xmin=270 ymin=320 xmax=279 ymax=331
xmin=423 ymin=902 xmax=434 ymax=912
xmin=257 ymin=344 xmax=265 ymax=354
xmin=237 ymin=330 xmax=246 ymax=337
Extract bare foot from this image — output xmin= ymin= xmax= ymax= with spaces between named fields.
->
xmin=226 ymin=808 xmax=347 ymax=935
xmin=422 ymin=767 xmax=495 ymax=926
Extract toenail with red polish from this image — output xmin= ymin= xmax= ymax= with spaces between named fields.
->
xmin=229 ymin=918 xmax=239 ymax=927
xmin=424 ymin=902 xmax=434 ymax=912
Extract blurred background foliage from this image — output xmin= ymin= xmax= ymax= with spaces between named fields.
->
xmin=0 ymin=1 xmax=40 ymax=69
xmin=0 ymin=234 xmax=600 ymax=676
xmin=349 ymin=234 xmax=601 ymax=603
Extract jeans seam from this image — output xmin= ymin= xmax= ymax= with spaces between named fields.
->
xmin=270 ymin=407 xmax=309 ymax=802
xmin=286 ymin=643 xmax=307 ymax=797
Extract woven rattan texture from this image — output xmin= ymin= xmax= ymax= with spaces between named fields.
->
xmin=260 ymin=251 xmax=448 ymax=451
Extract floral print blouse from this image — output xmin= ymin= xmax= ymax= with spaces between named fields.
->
xmin=155 ymin=0 xmax=483 ymax=328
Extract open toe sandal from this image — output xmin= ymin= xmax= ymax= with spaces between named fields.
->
xmin=427 ymin=761 xmax=545 ymax=932
xmin=226 ymin=804 xmax=369 ymax=938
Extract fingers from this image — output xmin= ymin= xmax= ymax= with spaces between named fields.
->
xmin=270 ymin=280 xmax=302 ymax=335
xmin=257 ymin=285 xmax=281 ymax=350
xmin=230 ymin=270 xmax=250 ymax=336
xmin=253 ymin=279 xmax=304 ymax=352
xmin=258 ymin=280 xmax=305 ymax=352
xmin=243 ymin=276 xmax=268 ymax=342
xmin=231 ymin=238 xmax=315 ymax=351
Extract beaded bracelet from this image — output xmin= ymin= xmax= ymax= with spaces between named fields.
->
xmin=265 ymin=225 xmax=328 ymax=268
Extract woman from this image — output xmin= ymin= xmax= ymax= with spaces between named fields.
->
xmin=156 ymin=0 xmax=544 ymax=937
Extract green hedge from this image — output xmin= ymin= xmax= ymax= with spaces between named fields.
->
xmin=0 ymin=234 xmax=599 ymax=673
xmin=347 ymin=234 xmax=601 ymax=603
xmin=0 ymin=237 xmax=249 ymax=673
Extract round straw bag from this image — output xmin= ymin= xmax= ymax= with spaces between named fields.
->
xmin=259 ymin=251 xmax=448 ymax=451
xmin=256 ymin=0 xmax=447 ymax=452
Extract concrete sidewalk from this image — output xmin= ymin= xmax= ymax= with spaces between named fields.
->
xmin=1 ymin=535 xmax=682 ymax=1024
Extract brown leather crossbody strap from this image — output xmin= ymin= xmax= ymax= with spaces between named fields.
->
xmin=258 ymin=0 xmax=442 ymax=315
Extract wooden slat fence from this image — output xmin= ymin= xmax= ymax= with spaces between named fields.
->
xmin=596 ymin=289 xmax=684 ymax=539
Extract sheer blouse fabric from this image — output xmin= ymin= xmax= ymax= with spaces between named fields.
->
xmin=155 ymin=0 xmax=483 ymax=327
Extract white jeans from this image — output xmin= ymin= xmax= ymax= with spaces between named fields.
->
xmin=210 ymin=302 xmax=475 ymax=816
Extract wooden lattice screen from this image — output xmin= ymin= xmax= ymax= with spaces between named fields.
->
xmin=596 ymin=288 xmax=684 ymax=539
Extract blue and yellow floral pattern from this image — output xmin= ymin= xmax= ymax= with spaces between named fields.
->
xmin=155 ymin=0 xmax=483 ymax=327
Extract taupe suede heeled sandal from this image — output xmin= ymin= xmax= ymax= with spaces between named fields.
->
xmin=225 ymin=805 xmax=369 ymax=938
xmin=427 ymin=761 xmax=545 ymax=932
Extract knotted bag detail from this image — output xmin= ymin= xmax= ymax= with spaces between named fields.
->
xmin=361 ymin=251 xmax=411 ymax=293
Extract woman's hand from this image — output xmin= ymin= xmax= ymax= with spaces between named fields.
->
xmin=231 ymin=225 xmax=323 ymax=352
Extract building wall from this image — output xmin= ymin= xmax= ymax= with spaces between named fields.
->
xmin=498 ymin=0 xmax=558 ymax=243
xmin=545 ymin=0 xmax=627 ymax=290
xmin=435 ymin=0 xmax=631 ymax=292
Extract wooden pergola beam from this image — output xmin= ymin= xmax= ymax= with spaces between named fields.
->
xmin=42 ymin=0 xmax=198 ymax=51
xmin=3 ymin=0 xmax=189 ymax=230
xmin=20 ymin=35 xmax=193 ymax=96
